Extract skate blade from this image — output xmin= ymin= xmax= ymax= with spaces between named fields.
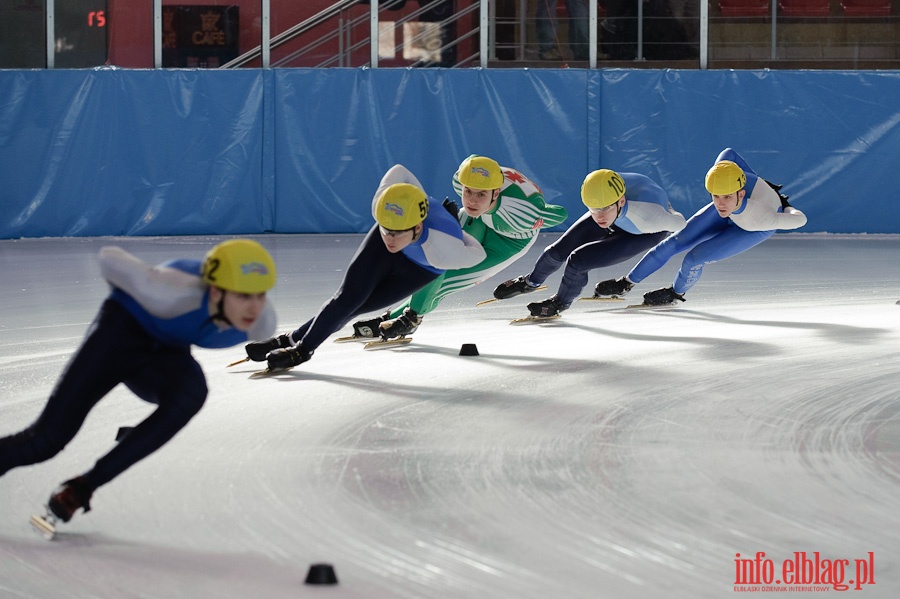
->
xmin=510 ymin=314 xmax=562 ymax=325
xmin=249 ymin=366 xmax=294 ymax=378
xmin=577 ymin=296 xmax=625 ymax=302
xmin=30 ymin=513 xmax=58 ymax=540
xmin=477 ymin=285 xmax=548 ymax=306
xmin=626 ymin=303 xmax=676 ymax=310
xmin=364 ymin=337 xmax=413 ymax=350
xmin=226 ymin=356 xmax=250 ymax=368
xmin=333 ymin=335 xmax=371 ymax=343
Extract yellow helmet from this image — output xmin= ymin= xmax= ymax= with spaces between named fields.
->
xmin=202 ymin=239 xmax=276 ymax=293
xmin=581 ymin=169 xmax=626 ymax=209
xmin=705 ymin=160 xmax=746 ymax=195
xmin=374 ymin=183 xmax=429 ymax=230
xmin=458 ymin=155 xmax=504 ymax=190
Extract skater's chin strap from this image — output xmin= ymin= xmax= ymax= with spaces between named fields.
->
xmin=209 ymin=289 xmax=234 ymax=328
xmin=410 ymin=222 xmax=425 ymax=242
xmin=613 ymin=200 xmax=624 ymax=224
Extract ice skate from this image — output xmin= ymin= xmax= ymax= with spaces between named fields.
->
xmin=29 ymin=511 xmax=59 ymax=540
xmin=578 ymin=296 xmax=624 ymax=303
xmin=527 ymin=295 xmax=570 ymax=318
xmin=379 ymin=308 xmax=420 ymax=340
xmin=31 ymin=476 xmax=93 ymax=538
xmin=493 ymin=275 xmax=543 ymax=300
xmin=243 ymin=333 xmax=294 ymax=362
xmin=256 ymin=343 xmax=313 ymax=376
xmin=363 ymin=337 xmax=414 ymax=350
xmin=511 ymin=296 xmax=569 ymax=324
xmin=628 ymin=286 xmax=685 ymax=309
xmin=48 ymin=476 xmax=93 ymax=523
xmin=340 ymin=311 xmax=391 ymax=341
xmin=477 ymin=278 xmax=546 ymax=306
xmin=510 ymin=313 xmax=563 ymax=325
xmin=592 ymin=277 xmax=634 ymax=299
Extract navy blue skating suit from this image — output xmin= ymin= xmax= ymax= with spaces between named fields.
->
xmin=282 ymin=164 xmax=486 ymax=351
xmin=527 ymin=172 xmax=686 ymax=306
xmin=0 ymin=247 xmax=276 ymax=492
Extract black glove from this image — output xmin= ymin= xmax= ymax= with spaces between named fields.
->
xmin=763 ymin=178 xmax=792 ymax=209
xmin=594 ymin=277 xmax=634 ymax=298
xmin=442 ymin=197 xmax=460 ymax=220
xmin=762 ymin=178 xmax=783 ymax=193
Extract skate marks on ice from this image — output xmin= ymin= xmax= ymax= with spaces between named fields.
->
xmin=604 ymin=305 xmax=893 ymax=347
xmin=5 ymin=235 xmax=900 ymax=598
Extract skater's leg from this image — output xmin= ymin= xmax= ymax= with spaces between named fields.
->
xmin=407 ymin=231 xmax=537 ymax=315
xmin=555 ymin=230 xmax=667 ymax=305
xmin=529 ymin=213 xmax=603 ymax=286
xmin=627 ymin=204 xmax=725 ymax=285
xmin=288 ymin=226 xmax=391 ymax=348
xmin=674 ymin=226 xmax=773 ymax=294
xmin=84 ymin=347 xmax=208 ymax=490
xmin=294 ymin=225 xmax=438 ymax=350
xmin=0 ymin=300 xmax=137 ymax=476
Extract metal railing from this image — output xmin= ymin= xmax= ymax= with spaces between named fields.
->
xmin=11 ymin=1 xmax=900 ymax=71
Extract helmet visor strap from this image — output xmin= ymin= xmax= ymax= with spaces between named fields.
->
xmin=379 ymin=225 xmax=414 ymax=238
xmin=589 ymin=198 xmax=623 ymax=224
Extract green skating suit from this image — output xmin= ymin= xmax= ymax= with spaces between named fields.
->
xmin=389 ymin=158 xmax=568 ymax=318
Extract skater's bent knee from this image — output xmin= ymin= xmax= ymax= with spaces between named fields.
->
xmin=11 ymin=428 xmax=69 ymax=465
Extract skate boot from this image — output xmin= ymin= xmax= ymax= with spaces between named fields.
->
xmin=593 ymin=276 xmax=634 ymax=299
xmin=266 ymin=343 xmax=313 ymax=370
xmin=527 ymin=295 xmax=570 ymax=318
xmin=352 ymin=311 xmax=391 ymax=338
xmin=245 ymin=333 xmax=294 ymax=362
xmin=493 ymin=275 xmax=542 ymax=300
xmin=48 ymin=476 xmax=93 ymax=523
xmin=379 ymin=308 xmax=421 ymax=339
xmin=641 ymin=286 xmax=685 ymax=306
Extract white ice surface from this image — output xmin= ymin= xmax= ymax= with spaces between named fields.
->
xmin=1 ymin=233 xmax=899 ymax=598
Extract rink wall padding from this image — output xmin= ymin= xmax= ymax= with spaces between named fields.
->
xmin=1 ymin=68 xmax=898 ymax=238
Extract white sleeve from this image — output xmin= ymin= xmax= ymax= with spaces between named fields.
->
xmin=662 ymin=208 xmax=687 ymax=233
xmin=627 ymin=202 xmax=687 ymax=233
xmin=98 ymin=246 xmax=205 ymax=318
xmin=778 ymin=206 xmax=808 ymax=229
xmin=371 ymin=164 xmax=425 ymax=219
xmin=246 ymin=301 xmax=277 ymax=340
xmin=734 ymin=185 xmax=808 ymax=231
xmin=421 ymin=229 xmax=486 ymax=270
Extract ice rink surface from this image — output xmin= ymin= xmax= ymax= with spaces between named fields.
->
xmin=1 ymin=233 xmax=899 ymax=598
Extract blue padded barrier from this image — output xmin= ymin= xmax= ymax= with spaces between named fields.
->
xmin=1 ymin=67 xmax=899 ymax=238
